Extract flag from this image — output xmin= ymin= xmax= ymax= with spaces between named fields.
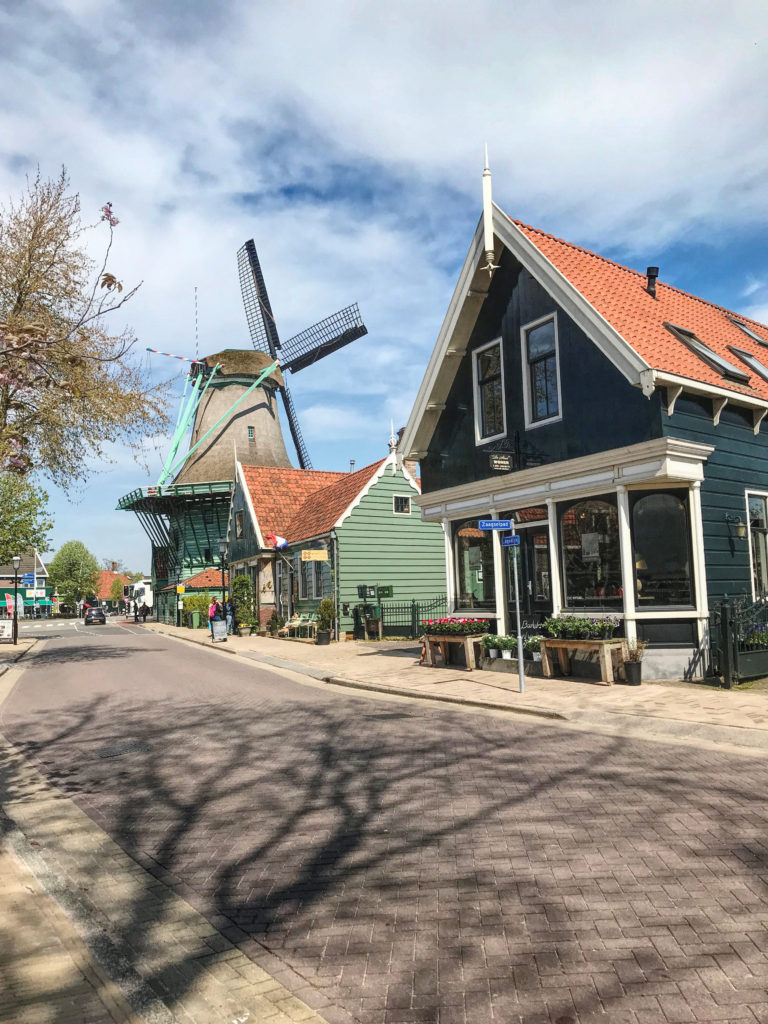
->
xmin=265 ymin=534 xmax=288 ymax=549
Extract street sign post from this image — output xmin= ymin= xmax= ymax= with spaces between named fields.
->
xmin=506 ymin=528 xmax=525 ymax=695
xmin=478 ymin=519 xmax=511 ymax=530
xmin=502 ymin=535 xmax=521 ymax=547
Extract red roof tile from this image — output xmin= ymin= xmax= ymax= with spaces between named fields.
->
xmin=510 ymin=218 xmax=768 ymax=399
xmin=96 ymin=570 xmax=130 ymax=601
xmin=161 ymin=569 xmax=229 ymax=591
xmin=241 ymin=460 xmax=389 ymax=545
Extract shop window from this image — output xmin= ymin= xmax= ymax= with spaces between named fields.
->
xmin=313 ymin=560 xmax=324 ymax=599
xmin=559 ymin=497 xmax=621 ymax=609
xmin=455 ymin=519 xmax=495 ymax=609
xmin=472 ymin=339 xmax=505 ymax=443
xmin=630 ymin=491 xmax=693 ymax=607
xmin=522 ymin=315 xmax=560 ymax=426
xmin=509 ymin=505 xmax=548 ymax=525
xmin=296 ymin=555 xmax=309 ymax=600
xmin=749 ymin=494 xmax=768 ymax=598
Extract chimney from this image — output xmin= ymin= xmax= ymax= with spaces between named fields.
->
xmin=646 ymin=266 xmax=659 ymax=299
xmin=349 ymin=460 xmax=355 ymax=473
xmin=111 ymin=561 xmax=118 ymax=572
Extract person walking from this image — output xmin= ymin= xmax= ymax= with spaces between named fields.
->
xmin=133 ymin=600 xmax=139 ymax=623
xmin=225 ymin=598 xmax=234 ymax=635
xmin=140 ymin=603 xmax=149 ymax=623
xmin=208 ymin=598 xmax=217 ymax=638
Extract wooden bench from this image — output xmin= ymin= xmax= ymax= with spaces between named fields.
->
xmin=539 ymin=637 xmax=629 ymax=685
xmin=423 ymin=633 xmax=487 ymax=671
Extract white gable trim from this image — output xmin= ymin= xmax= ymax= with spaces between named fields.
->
xmin=335 ymin=454 xmax=408 ymax=528
xmin=236 ymin=461 xmax=266 ymax=550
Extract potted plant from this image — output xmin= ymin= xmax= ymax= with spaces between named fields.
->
xmin=482 ymin=634 xmax=501 ymax=659
xmin=231 ymin=575 xmax=255 ymax=636
xmin=237 ymin=613 xmax=256 ymax=637
xmin=499 ymin=635 xmax=517 ymax=660
xmin=623 ymin=639 xmax=648 ymax=685
xmin=524 ymin=635 xmax=542 ymax=661
xmin=316 ymin=598 xmax=335 ymax=645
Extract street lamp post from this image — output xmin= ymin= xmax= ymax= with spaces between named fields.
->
xmin=12 ymin=554 xmax=20 ymax=646
xmin=217 ymin=538 xmax=228 ymax=609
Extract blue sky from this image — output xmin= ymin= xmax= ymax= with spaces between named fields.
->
xmin=1 ymin=0 xmax=767 ymax=572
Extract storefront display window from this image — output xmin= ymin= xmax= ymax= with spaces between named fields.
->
xmin=559 ymin=497 xmax=621 ymax=609
xmin=455 ymin=519 xmax=495 ymax=609
xmin=748 ymin=493 xmax=768 ymax=598
xmin=630 ymin=491 xmax=693 ymax=607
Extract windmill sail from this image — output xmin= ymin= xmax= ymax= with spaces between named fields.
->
xmin=281 ymin=304 xmax=368 ymax=374
xmin=237 ymin=241 xmax=281 ymax=356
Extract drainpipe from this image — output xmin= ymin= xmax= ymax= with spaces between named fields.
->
xmin=330 ymin=530 xmax=340 ymax=640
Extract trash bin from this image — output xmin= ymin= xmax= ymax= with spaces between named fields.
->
xmin=190 ymin=610 xmax=200 ymax=630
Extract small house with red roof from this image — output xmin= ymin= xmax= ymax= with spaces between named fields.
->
xmin=94 ymin=570 xmax=131 ymax=613
xmin=225 ymin=443 xmax=445 ymax=635
xmin=400 ymin=193 xmax=768 ymax=680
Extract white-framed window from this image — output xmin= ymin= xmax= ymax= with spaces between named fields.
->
xmin=393 ymin=495 xmax=411 ymax=515
xmin=275 ymin=559 xmax=284 ymax=616
xmin=247 ymin=426 xmax=255 ymax=441
xmin=747 ymin=491 xmax=768 ymax=599
xmin=521 ymin=313 xmax=561 ymax=428
xmin=472 ymin=338 xmax=506 ymax=444
xmin=296 ymin=555 xmax=308 ymax=599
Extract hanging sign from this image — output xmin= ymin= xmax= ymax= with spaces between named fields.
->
xmin=489 ymin=454 xmax=513 ymax=472
xmin=478 ymin=519 xmax=511 ymax=530
xmin=176 ymin=585 xmax=186 ymax=594
xmin=300 ymin=550 xmax=328 ymax=561
xmin=502 ymin=535 xmax=521 ymax=547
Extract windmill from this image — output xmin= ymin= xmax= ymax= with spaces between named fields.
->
xmin=237 ymin=240 xmax=368 ymax=469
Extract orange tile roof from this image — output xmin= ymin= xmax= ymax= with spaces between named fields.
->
xmin=96 ymin=570 xmax=130 ymax=601
xmin=510 ymin=218 xmax=768 ymax=400
xmin=161 ymin=568 xmax=229 ymax=591
xmin=241 ymin=460 xmax=389 ymax=545
xmin=284 ymin=459 xmax=386 ymax=541
xmin=240 ymin=465 xmax=348 ymax=541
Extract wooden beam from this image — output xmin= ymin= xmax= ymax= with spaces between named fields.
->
xmin=754 ymin=409 xmax=768 ymax=435
xmin=712 ymin=397 xmax=728 ymax=426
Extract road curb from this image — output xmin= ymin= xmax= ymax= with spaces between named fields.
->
xmin=0 ymin=638 xmax=38 ymax=677
xmin=146 ymin=624 xmax=567 ymax=721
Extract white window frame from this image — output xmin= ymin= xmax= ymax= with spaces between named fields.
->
xmin=520 ymin=313 xmax=562 ymax=430
xmin=393 ymin=494 xmax=411 ymax=516
xmin=297 ymin=555 xmax=308 ymax=599
xmin=472 ymin=337 xmax=506 ymax=446
xmin=746 ymin=490 xmax=768 ymax=601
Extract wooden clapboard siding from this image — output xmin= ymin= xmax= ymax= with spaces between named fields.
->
xmin=663 ymin=395 xmax=761 ymax=604
xmin=336 ymin=465 xmax=445 ymax=630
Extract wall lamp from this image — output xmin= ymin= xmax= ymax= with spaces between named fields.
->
xmin=724 ymin=513 xmax=747 ymax=540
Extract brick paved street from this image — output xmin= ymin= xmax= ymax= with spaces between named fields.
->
xmin=3 ymin=628 xmax=768 ymax=1023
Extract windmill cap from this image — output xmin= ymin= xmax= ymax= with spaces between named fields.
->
xmin=202 ymin=349 xmax=285 ymax=386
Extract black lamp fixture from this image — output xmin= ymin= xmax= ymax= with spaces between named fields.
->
xmin=11 ymin=554 xmax=20 ymax=646
xmin=217 ymin=537 xmax=228 ymax=605
xmin=724 ymin=513 xmax=747 ymax=540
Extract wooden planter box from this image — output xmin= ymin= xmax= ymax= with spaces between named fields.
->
xmin=422 ymin=633 xmax=488 ymax=671
xmin=540 ymin=637 xmax=629 ymax=685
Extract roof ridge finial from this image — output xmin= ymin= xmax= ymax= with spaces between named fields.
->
xmin=482 ymin=144 xmax=499 ymax=278
xmin=388 ymin=419 xmax=398 ymax=453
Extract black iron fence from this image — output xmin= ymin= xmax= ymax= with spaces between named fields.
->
xmin=710 ymin=596 xmax=768 ymax=687
xmin=353 ymin=596 xmax=449 ymax=640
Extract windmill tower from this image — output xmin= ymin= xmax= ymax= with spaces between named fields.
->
xmin=238 ymin=240 xmax=368 ymax=468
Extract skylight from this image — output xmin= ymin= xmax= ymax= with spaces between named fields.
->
xmin=728 ymin=317 xmax=768 ymax=346
xmin=663 ymin=322 xmax=751 ymax=385
xmin=728 ymin=346 xmax=768 ymax=384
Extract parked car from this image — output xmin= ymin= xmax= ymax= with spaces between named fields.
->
xmin=84 ymin=607 xmax=106 ymax=625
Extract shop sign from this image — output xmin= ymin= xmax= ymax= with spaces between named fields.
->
xmin=300 ymin=549 xmax=328 ymax=561
xmin=0 ymin=622 xmax=11 ymax=640
xmin=489 ymin=454 xmax=513 ymax=472
xmin=25 ymin=589 xmax=47 ymax=598
xmin=176 ymin=585 xmax=186 ymax=594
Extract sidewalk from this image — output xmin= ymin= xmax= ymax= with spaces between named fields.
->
xmin=145 ymin=621 xmax=768 ymax=754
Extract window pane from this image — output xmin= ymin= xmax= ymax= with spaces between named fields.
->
xmin=560 ymin=498 xmax=622 ymax=609
xmin=455 ymin=520 xmax=496 ymax=609
xmin=527 ymin=319 xmax=555 ymax=360
xmin=531 ymin=357 xmax=559 ymax=420
xmin=750 ymin=496 xmax=768 ymax=597
xmin=481 ymin=378 xmax=504 ymax=437
xmin=631 ymin=492 xmax=692 ymax=606
xmin=477 ymin=345 xmax=500 ymax=380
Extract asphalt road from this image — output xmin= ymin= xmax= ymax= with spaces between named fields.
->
xmin=3 ymin=626 xmax=768 ymax=1024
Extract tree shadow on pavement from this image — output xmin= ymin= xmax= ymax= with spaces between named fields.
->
xmin=2 ymin=650 xmax=768 ymax=1024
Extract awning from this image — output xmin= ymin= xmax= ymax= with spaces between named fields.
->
xmin=23 ymin=599 xmax=53 ymax=606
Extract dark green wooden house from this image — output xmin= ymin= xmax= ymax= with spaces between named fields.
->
xmin=400 ymin=196 xmax=768 ymax=680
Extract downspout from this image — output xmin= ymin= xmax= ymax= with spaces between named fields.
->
xmin=330 ymin=529 xmax=339 ymax=640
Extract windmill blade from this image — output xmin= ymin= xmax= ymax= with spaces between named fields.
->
xmin=237 ymin=240 xmax=281 ymax=357
xmin=280 ymin=303 xmax=367 ymax=374
xmin=278 ymin=383 xmax=312 ymax=470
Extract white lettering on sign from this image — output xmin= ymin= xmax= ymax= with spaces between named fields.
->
xmin=0 ymin=622 xmax=12 ymax=640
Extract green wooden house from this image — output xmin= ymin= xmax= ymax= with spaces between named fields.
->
xmin=226 ymin=448 xmax=446 ymax=636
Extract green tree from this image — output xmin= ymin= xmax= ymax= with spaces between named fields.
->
xmin=48 ymin=540 xmax=99 ymax=608
xmin=0 ymin=169 xmax=169 ymax=486
xmin=0 ymin=473 xmax=52 ymax=564
xmin=108 ymin=576 xmax=127 ymax=604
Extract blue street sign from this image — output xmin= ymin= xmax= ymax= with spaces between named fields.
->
xmin=478 ymin=519 xmax=512 ymax=530
xmin=502 ymin=535 xmax=521 ymax=547
xmin=20 ymin=575 xmax=35 ymax=584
